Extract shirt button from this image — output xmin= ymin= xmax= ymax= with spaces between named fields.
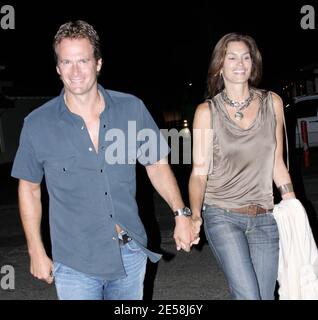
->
xmin=112 ymin=237 xmax=116 ymax=241
xmin=81 ymin=125 xmax=85 ymax=130
xmin=103 ymin=124 xmax=106 ymax=128
xmin=100 ymin=169 xmax=103 ymax=173
xmin=88 ymin=147 xmax=93 ymax=152
xmin=101 ymin=146 xmax=106 ymax=151
xmin=110 ymin=214 xmax=113 ymax=218
xmin=105 ymin=192 xmax=108 ymax=195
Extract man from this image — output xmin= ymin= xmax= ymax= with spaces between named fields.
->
xmin=11 ymin=20 xmax=200 ymax=300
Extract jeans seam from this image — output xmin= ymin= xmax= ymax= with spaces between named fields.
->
xmin=203 ymin=215 xmax=231 ymax=282
xmin=204 ymin=224 xmax=236 ymax=297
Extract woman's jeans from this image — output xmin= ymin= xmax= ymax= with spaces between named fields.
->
xmin=53 ymin=240 xmax=147 ymax=300
xmin=203 ymin=205 xmax=279 ymax=300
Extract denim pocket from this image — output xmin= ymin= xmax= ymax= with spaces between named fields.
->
xmin=53 ymin=262 xmax=81 ymax=278
xmin=53 ymin=261 xmax=62 ymax=277
xmin=126 ymin=240 xmax=142 ymax=252
xmin=203 ymin=205 xmax=225 ymax=217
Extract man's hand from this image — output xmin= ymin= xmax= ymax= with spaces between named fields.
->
xmin=30 ymin=253 xmax=54 ymax=284
xmin=173 ymin=216 xmax=201 ymax=252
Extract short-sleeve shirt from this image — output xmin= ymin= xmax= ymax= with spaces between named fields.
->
xmin=11 ymin=84 xmax=169 ymax=280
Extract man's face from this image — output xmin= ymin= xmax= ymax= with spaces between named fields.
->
xmin=56 ymin=38 xmax=102 ymax=95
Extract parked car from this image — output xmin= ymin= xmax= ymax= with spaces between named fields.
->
xmin=285 ymin=93 xmax=318 ymax=149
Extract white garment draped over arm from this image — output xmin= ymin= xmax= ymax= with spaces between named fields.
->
xmin=273 ymin=198 xmax=318 ymax=300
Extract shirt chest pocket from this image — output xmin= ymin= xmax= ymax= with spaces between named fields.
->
xmin=108 ymin=164 xmax=135 ymax=183
xmin=44 ymin=156 xmax=77 ymax=174
xmin=44 ymin=156 xmax=81 ymax=192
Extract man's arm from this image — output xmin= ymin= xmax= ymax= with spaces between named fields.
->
xmin=18 ymin=179 xmax=53 ymax=284
xmin=145 ymin=159 xmax=199 ymax=252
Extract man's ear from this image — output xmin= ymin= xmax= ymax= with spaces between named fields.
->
xmin=97 ymin=58 xmax=103 ymax=73
xmin=56 ymin=65 xmax=61 ymax=76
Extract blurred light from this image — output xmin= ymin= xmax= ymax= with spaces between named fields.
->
xmin=180 ymin=128 xmax=191 ymax=138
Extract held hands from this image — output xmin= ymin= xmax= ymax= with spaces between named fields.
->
xmin=173 ymin=216 xmax=202 ymax=252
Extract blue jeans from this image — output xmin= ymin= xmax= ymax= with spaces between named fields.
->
xmin=203 ymin=205 xmax=279 ymax=300
xmin=53 ymin=240 xmax=147 ymax=300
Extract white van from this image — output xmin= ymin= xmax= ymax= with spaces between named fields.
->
xmin=286 ymin=94 xmax=318 ymax=148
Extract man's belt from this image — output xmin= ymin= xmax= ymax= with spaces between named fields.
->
xmin=118 ymin=232 xmax=132 ymax=245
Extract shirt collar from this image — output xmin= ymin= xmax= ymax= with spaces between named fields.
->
xmin=57 ymin=84 xmax=113 ymax=122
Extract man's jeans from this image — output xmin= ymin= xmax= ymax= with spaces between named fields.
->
xmin=203 ymin=205 xmax=279 ymax=300
xmin=53 ymin=240 xmax=147 ymax=300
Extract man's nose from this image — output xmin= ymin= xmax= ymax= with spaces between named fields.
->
xmin=71 ymin=62 xmax=80 ymax=74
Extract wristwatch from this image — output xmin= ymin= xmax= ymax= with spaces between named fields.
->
xmin=173 ymin=207 xmax=192 ymax=217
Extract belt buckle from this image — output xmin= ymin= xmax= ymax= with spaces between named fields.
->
xmin=248 ymin=205 xmax=258 ymax=217
xmin=118 ymin=232 xmax=132 ymax=245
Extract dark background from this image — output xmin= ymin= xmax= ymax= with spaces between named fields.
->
xmin=1 ymin=0 xmax=318 ymax=107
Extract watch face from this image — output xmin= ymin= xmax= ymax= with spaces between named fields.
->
xmin=174 ymin=207 xmax=192 ymax=216
xmin=183 ymin=207 xmax=192 ymax=216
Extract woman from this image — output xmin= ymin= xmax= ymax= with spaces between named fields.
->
xmin=189 ymin=33 xmax=296 ymax=300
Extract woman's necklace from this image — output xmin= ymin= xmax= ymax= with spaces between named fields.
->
xmin=221 ymin=89 xmax=254 ymax=120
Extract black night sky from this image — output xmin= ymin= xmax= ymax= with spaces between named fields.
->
xmin=1 ymin=0 xmax=318 ymax=110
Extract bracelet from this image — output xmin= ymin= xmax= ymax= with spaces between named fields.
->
xmin=278 ymin=183 xmax=294 ymax=196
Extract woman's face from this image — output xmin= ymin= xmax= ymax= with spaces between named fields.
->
xmin=221 ymin=41 xmax=252 ymax=85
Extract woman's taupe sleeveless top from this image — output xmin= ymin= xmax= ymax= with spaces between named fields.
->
xmin=204 ymin=90 xmax=276 ymax=210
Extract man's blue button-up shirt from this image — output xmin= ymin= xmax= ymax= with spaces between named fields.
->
xmin=11 ymin=85 xmax=169 ymax=279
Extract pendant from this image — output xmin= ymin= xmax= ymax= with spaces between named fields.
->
xmin=234 ymin=111 xmax=243 ymax=120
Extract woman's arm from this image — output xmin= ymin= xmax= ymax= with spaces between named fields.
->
xmin=272 ymin=92 xmax=296 ymax=200
xmin=189 ymin=101 xmax=213 ymax=219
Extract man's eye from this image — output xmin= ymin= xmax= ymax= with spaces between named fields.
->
xmin=79 ymin=59 xmax=89 ymax=64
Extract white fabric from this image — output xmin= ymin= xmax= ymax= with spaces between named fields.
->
xmin=273 ymin=198 xmax=318 ymax=300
